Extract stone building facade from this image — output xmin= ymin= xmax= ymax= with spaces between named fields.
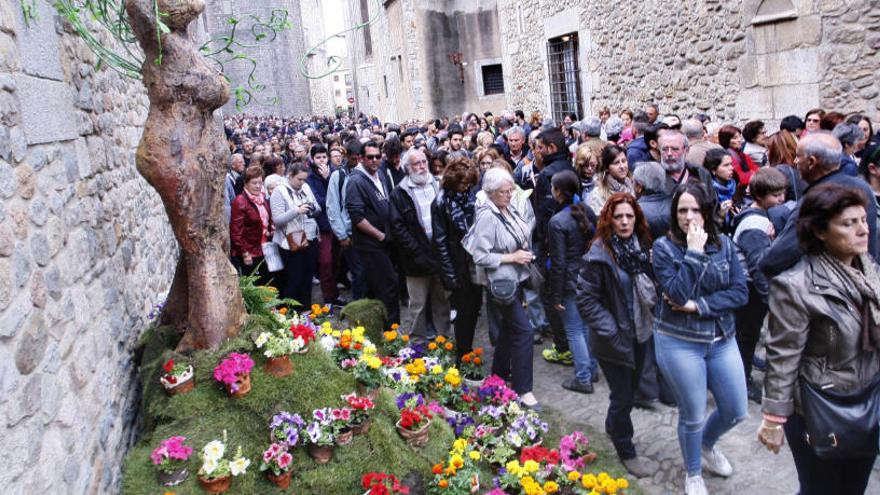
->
xmin=344 ymin=0 xmax=506 ymax=122
xmin=1 ymin=2 xmax=177 ymax=493
xmin=496 ymin=0 xmax=880 ymax=126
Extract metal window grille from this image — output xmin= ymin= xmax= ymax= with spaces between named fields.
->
xmin=547 ymin=33 xmax=582 ymax=124
xmin=481 ymin=64 xmax=505 ymax=95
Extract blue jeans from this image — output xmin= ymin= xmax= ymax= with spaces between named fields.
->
xmin=560 ymin=294 xmax=597 ymax=383
xmin=654 ymin=332 xmax=748 ymax=476
xmin=524 ymin=287 xmax=548 ymax=329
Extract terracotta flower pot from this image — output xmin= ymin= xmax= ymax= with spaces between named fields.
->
xmin=292 ymin=344 xmax=310 ymax=355
xmin=161 ymin=365 xmax=195 ymax=396
xmin=307 ymin=443 xmax=334 ymax=464
xmin=264 ymin=355 xmax=293 ymax=378
xmin=350 ymin=417 xmax=372 ymax=436
xmin=336 ymin=427 xmax=353 ymax=446
xmin=266 ymin=470 xmax=293 ymax=489
xmin=356 ymin=383 xmax=379 ymax=400
xmin=225 ymin=372 xmax=251 ymax=398
xmin=396 ymin=420 xmax=430 ymax=447
xmin=157 ymin=467 xmax=188 ymax=486
xmin=198 ymin=474 xmax=232 ymax=493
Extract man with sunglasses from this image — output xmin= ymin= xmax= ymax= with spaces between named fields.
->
xmin=345 ymin=141 xmax=400 ymax=325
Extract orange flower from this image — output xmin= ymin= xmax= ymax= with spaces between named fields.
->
xmin=444 ymin=342 xmax=454 ymax=351
xmin=322 ymin=305 xmax=330 ymax=313
xmin=279 ymin=307 xmax=288 ymax=315
xmin=436 ymin=336 xmax=447 ymax=344
xmin=391 ymin=323 xmax=400 ymax=330
xmin=432 ymin=463 xmax=443 ymax=475
xmin=402 ymin=335 xmax=410 ymax=342
xmin=473 ymin=357 xmax=481 ymax=365
xmin=474 ymin=348 xmax=483 ymax=356
xmin=428 ymin=343 xmax=438 ymax=351
xmin=462 ymin=354 xmax=472 ymax=363
xmin=354 ymin=342 xmax=363 ymax=350
xmin=438 ymin=479 xmax=449 ymax=488
xmin=340 ymin=341 xmax=350 ymax=349
xmin=452 ymin=457 xmax=464 ymax=468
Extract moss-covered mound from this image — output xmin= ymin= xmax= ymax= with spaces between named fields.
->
xmin=121 ymin=323 xmax=454 ymax=494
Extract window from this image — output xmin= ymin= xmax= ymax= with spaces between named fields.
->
xmin=360 ymin=0 xmax=372 ymax=56
xmin=481 ymin=64 xmax=504 ymax=95
xmin=345 ymin=74 xmax=352 ymax=86
xmin=333 ymin=75 xmax=340 ymax=82
xmin=335 ymin=89 xmax=342 ymax=96
xmin=547 ymin=33 xmax=582 ymax=124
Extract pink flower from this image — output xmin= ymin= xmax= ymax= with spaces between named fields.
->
xmin=213 ymin=353 xmax=254 ymax=388
xmin=263 ymin=449 xmax=274 ymax=462
xmin=278 ymin=452 xmax=292 ymax=469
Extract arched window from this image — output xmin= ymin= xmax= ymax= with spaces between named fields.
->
xmin=752 ymin=0 xmax=798 ymax=25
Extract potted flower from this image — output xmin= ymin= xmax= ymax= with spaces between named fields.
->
xmin=559 ymin=431 xmax=597 ymax=471
xmin=289 ymin=321 xmax=316 ymax=353
xmin=396 ymin=404 xmax=433 ymax=447
xmin=362 ymin=471 xmax=410 ymax=495
xmin=505 ymin=411 xmax=549 ymax=450
xmin=151 ymin=436 xmax=193 ymax=486
xmin=305 ymin=408 xmax=336 ymax=463
xmin=254 ymin=327 xmax=302 ymax=377
xmin=197 ymin=436 xmax=250 ymax=493
xmin=259 ymin=443 xmax=294 ymax=489
xmin=308 ymin=303 xmax=332 ymax=326
xmin=160 ymin=359 xmax=195 ymax=396
xmin=380 ymin=324 xmax=408 ymax=356
xmin=353 ymin=354 xmax=384 ymax=397
xmin=460 ymin=348 xmax=485 ymax=389
xmin=213 ymin=353 xmax=254 ymax=398
xmin=269 ymin=411 xmax=305 ymax=450
xmin=344 ymin=393 xmax=375 ymax=435
xmin=426 ymin=335 xmax=455 ymax=362
xmin=330 ymin=407 xmax=354 ymax=445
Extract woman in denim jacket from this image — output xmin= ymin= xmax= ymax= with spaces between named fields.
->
xmin=652 ymin=183 xmax=749 ymax=495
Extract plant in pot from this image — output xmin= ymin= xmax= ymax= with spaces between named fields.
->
xmin=504 ymin=411 xmax=549 ymax=450
xmin=289 ymin=320 xmax=316 ymax=353
xmin=343 ymin=393 xmax=376 ymax=435
xmin=558 ymin=431 xmax=597 ymax=472
xmin=212 ymin=353 xmax=254 ymax=397
xmin=254 ymin=327 xmax=303 ymax=378
xmin=425 ymin=335 xmax=455 ymax=363
xmin=353 ymin=354 xmax=384 ymax=398
xmin=361 ymin=471 xmax=410 ymax=495
xmin=330 ymin=328 xmax=365 ymax=365
xmin=459 ymin=348 xmax=485 ymax=389
xmin=160 ymin=358 xmax=195 ymax=396
xmin=150 ymin=435 xmax=193 ymax=486
xmin=259 ymin=443 xmax=294 ymax=489
xmin=305 ymin=408 xmax=336 ymax=463
xmin=308 ymin=303 xmax=332 ymax=326
xmin=429 ymin=438 xmax=483 ymax=494
xmin=380 ymin=323 xmax=409 ymax=356
xmin=268 ymin=411 xmax=305 ymax=450
xmin=197 ymin=436 xmax=250 ymax=493
xmin=330 ymin=407 xmax=354 ymax=446
xmin=396 ymin=404 xmax=433 ymax=448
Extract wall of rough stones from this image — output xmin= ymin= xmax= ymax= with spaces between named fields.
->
xmin=0 ymin=3 xmax=177 ymax=493
xmin=497 ymin=0 xmax=880 ymax=126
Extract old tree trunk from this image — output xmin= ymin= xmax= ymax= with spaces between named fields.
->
xmin=126 ymin=0 xmax=247 ymax=351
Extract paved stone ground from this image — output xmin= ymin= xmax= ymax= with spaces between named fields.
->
xmin=330 ymin=284 xmax=880 ymax=494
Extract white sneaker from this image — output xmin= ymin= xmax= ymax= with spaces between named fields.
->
xmin=685 ymin=474 xmax=707 ymax=495
xmin=701 ymin=445 xmax=733 ymax=477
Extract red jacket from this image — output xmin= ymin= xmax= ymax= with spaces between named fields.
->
xmin=230 ymin=193 xmax=273 ymax=257
xmin=729 ymin=150 xmax=759 ymax=186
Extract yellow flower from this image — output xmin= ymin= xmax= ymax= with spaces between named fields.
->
xmin=352 ymin=326 xmax=365 ymax=341
xmin=384 ymin=330 xmax=398 ymax=341
xmin=452 ymin=438 xmax=468 ymax=453
xmin=431 ymin=365 xmax=443 ymax=375
xmin=543 ymin=481 xmax=559 ymax=493
xmin=322 ymin=305 xmax=330 ymax=313
xmin=597 ymin=472 xmax=610 ymax=482
xmin=616 ymin=478 xmax=628 ymax=489
xmin=331 ymin=330 xmax=341 ymax=338
xmin=361 ymin=355 xmax=382 ymax=369
xmin=449 ymin=454 xmax=464 ymax=469
xmin=581 ymin=474 xmax=597 ymax=489
xmin=567 ymin=471 xmax=581 ymax=482
xmin=436 ymin=336 xmax=447 ymax=344
xmin=505 ymin=460 xmax=525 ymax=477
xmin=600 ymin=479 xmax=618 ymax=494
xmin=468 ymin=450 xmax=481 ymax=461
xmin=523 ymin=459 xmax=540 ymax=473
xmin=428 ymin=342 xmax=438 ymax=351
xmin=391 ymin=323 xmax=400 ymax=330
xmin=363 ymin=344 xmax=377 ymax=355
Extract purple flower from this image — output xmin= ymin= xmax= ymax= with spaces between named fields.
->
xmin=395 ymin=392 xmax=425 ymax=410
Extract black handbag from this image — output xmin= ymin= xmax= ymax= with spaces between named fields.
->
xmin=488 ymin=278 xmax=518 ymax=305
xmin=799 ymin=374 xmax=880 ymax=460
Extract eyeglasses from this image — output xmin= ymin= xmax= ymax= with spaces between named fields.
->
xmin=364 ymin=154 xmax=382 ymax=160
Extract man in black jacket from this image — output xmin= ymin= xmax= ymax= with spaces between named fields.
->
xmin=760 ymin=132 xmax=879 ymax=278
xmin=533 ymin=127 xmax=575 ymax=365
xmin=390 ymin=149 xmax=450 ymax=342
xmin=345 ymin=141 xmax=400 ymax=325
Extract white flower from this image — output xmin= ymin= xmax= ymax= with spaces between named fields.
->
xmin=229 ymin=456 xmax=251 ymax=476
xmin=255 ymin=332 xmax=269 ymax=348
xmin=201 ymin=457 xmax=219 ymax=475
xmin=319 ymin=335 xmax=335 ymax=352
xmin=291 ymin=336 xmax=305 ymax=351
xmin=203 ymin=440 xmax=225 ymax=461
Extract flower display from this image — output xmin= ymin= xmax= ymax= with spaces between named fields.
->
xmin=269 ymin=412 xmax=305 ymax=447
xmin=290 ymin=321 xmax=316 ymax=345
xmin=259 ymin=443 xmax=294 ymax=476
xmin=343 ymin=393 xmax=375 ymax=424
xmin=150 ymin=436 xmax=193 ymax=473
xmin=399 ymin=405 xmax=432 ymax=431
xmin=160 ymin=359 xmax=191 ymax=385
xmin=362 ymin=471 xmax=410 ymax=494
xmin=354 ymin=353 xmax=385 ymax=390
xmin=558 ymin=431 xmax=597 ymax=471
xmin=197 ymin=434 xmax=250 ymax=480
xmin=308 ymin=303 xmax=332 ymax=325
xmin=212 ymin=353 xmax=254 ymax=392
xmin=254 ymin=326 xmax=306 ymax=358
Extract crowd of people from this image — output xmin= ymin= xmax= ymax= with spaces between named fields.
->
xmin=222 ymin=105 xmax=880 ymax=495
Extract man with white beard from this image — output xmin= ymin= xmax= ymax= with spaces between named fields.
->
xmin=658 ymin=130 xmax=715 ymax=198
xmin=390 ymin=149 xmax=452 ymax=342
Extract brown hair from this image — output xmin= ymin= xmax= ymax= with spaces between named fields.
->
xmin=244 ymin=165 xmax=264 ymax=183
xmin=593 ymin=192 xmax=652 ymax=250
xmin=749 ymin=167 xmax=787 ymax=199
xmin=797 ymin=183 xmax=868 ymax=254
xmin=767 ymin=131 xmax=797 ymax=166
xmin=820 ymin=111 xmax=845 ymax=131
xmin=441 ymin=156 xmax=479 ymax=191
xmin=718 ymin=125 xmax=741 ymax=149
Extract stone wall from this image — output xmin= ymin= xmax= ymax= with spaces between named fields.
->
xmin=301 ymin=0 xmax=336 ymax=117
xmin=497 ymin=0 xmax=880 ymax=127
xmin=0 ymin=3 xmax=177 ymax=493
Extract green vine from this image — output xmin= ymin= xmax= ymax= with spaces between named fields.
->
xmin=299 ymin=0 xmax=382 ymax=80
xmin=20 ymin=0 xmax=39 ymax=27
xmin=45 ymin=1 xmax=291 ymax=111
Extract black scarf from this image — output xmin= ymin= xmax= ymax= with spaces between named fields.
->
xmin=446 ymin=190 xmax=474 ymax=237
xmin=610 ymin=234 xmax=648 ymax=274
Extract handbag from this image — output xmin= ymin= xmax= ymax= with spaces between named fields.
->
xmin=799 ymin=374 xmax=880 ymax=459
xmin=488 ymin=278 xmax=518 ymax=306
xmin=261 ymin=242 xmax=284 ymax=272
xmin=492 ymin=210 xmax=543 ymax=290
xmin=282 ymin=186 xmax=310 ymax=253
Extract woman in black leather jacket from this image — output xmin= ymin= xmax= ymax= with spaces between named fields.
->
xmin=431 ymin=156 xmax=481 ymax=359
xmin=548 ymin=170 xmax=597 ymax=393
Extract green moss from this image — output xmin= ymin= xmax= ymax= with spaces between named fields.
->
xmin=123 ymin=324 xmax=454 ymax=495
xmin=339 ymin=299 xmax=387 ymax=344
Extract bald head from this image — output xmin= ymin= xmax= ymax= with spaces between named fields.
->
xmin=796 ymin=131 xmax=842 ymax=183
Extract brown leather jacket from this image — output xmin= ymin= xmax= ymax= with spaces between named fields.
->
xmin=762 ymin=256 xmax=880 ymax=417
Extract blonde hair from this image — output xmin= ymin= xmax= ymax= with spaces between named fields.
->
xmin=476 ymin=131 xmax=495 ymax=148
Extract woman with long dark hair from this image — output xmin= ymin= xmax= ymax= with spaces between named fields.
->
xmin=586 ymin=144 xmax=635 ymax=214
xmin=577 ymin=192 xmax=656 ymax=478
xmin=718 ymin=125 xmax=759 ymax=187
xmin=548 ymin=170 xmax=597 ymax=393
xmin=652 ymin=183 xmax=749 ymax=495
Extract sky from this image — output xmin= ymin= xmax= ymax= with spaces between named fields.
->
xmin=322 ymin=0 xmax=347 ymax=58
